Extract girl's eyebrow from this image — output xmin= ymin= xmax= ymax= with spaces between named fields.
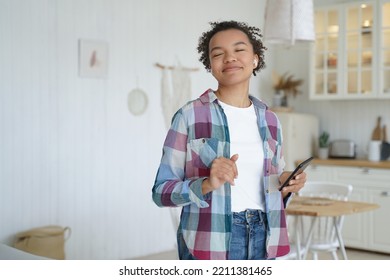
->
xmin=210 ymin=41 xmax=248 ymax=53
xmin=234 ymin=41 xmax=248 ymax=47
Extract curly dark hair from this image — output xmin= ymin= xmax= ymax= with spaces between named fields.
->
xmin=197 ymin=20 xmax=267 ymax=76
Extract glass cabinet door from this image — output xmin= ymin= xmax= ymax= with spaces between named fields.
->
xmin=313 ymin=8 xmax=341 ymax=98
xmin=311 ymin=1 xmax=389 ymax=100
xmin=345 ymin=3 xmax=374 ymax=97
xmin=381 ymin=1 xmax=390 ymax=97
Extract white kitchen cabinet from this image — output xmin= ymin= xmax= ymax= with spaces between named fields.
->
xmin=306 ymin=164 xmax=334 ymax=181
xmin=311 ymin=6 xmax=342 ymax=99
xmin=304 ymin=163 xmax=390 ymax=254
xmin=335 ymin=166 xmax=389 ymax=253
xmin=341 ymin=185 xmax=368 ymax=249
xmin=368 ymin=188 xmax=390 ymax=252
xmin=379 ymin=0 xmax=390 ymax=97
xmin=310 ymin=0 xmax=390 ymax=100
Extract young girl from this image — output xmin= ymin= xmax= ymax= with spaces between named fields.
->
xmin=152 ymin=20 xmax=306 ymax=260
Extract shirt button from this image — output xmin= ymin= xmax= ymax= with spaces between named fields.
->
xmin=202 ymin=138 xmax=205 ymax=143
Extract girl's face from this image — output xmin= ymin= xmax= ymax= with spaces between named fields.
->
xmin=209 ymin=29 xmax=258 ymax=87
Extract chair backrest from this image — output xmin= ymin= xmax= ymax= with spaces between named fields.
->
xmin=298 ymin=181 xmax=353 ymax=201
xmin=296 ymin=181 xmax=353 ymax=252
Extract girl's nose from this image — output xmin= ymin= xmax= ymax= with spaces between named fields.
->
xmin=224 ymin=53 xmax=237 ymax=63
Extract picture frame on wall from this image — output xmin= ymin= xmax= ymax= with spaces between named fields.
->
xmin=78 ymin=39 xmax=108 ymax=79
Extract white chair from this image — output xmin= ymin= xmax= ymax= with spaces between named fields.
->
xmin=293 ymin=181 xmax=353 ymax=260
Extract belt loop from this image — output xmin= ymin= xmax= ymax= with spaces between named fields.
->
xmin=258 ymin=210 xmax=267 ymax=225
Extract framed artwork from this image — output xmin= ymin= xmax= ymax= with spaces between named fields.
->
xmin=79 ymin=39 xmax=108 ymax=78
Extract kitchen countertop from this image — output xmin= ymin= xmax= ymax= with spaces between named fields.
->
xmin=296 ymin=158 xmax=390 ymax=169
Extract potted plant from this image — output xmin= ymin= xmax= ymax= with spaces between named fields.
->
xmin=318 ymin=131 xmax=330 ymax=159
xmin=272 ymin=71 xmax=303 ymax=107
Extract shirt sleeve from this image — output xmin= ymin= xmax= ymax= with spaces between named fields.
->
xmin=152 ymin=110 xmax=209 ymax=209
xmin=276 ymin=115 xmax=293 ymax=208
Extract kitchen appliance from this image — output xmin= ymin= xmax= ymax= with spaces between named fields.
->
xmin=329 ymin=140 xmax=356 ymax=159
xmin=276 ymin=112 xmax=319 ymax=170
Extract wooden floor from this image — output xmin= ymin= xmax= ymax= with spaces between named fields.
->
xmin=134 ymin=248 xmax=390 ymax=260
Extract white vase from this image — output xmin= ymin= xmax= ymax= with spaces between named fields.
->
xmin=272 ymin=90 xmax=284 ymax=107
xmin=368 ymin=140 xmax=381 ymax=162
xmin=318 ymin=147 xmax=329 ymax=159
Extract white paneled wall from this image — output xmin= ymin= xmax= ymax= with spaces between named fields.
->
xmin=0 ymin=0 xmax=266 ymax=259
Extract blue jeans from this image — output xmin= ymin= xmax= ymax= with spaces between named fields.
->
xmin=229 ymin=209 xmax=267 ymax=260
xmin=177 ymin=209 xmax=268 ymax=260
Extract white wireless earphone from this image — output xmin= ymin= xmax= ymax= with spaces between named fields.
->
xmin=253 ymin=59 xmax=258 ymax=66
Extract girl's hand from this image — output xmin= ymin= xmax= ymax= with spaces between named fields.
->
xmin=279 ymin=171 xmax=307 ymax=197
xmin=202 ymin=154 xmax=239 ymax=195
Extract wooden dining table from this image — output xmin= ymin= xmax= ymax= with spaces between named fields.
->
xmin=286 ymin=196 xmax=380 ymax=260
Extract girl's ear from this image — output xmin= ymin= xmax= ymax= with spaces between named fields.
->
xmin=253 ymin=55 xmax=259 ymax=67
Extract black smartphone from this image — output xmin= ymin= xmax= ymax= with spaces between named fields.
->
xmin=279 ymin=156 xmax=314 ymax=191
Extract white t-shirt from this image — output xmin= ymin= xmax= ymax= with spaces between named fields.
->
xmin=218 ymin=100 xmax=265 ymax=212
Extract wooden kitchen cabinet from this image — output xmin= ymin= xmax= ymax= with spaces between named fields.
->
xmin=310 ymin=0 xmax=390 ymax=100
xmin=304 ymin=162 xmax=390 ymax=254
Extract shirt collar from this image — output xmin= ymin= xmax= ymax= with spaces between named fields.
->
xmin=199 ymin=88 xmax=268 ymax=110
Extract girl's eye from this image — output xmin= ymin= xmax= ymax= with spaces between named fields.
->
xmin=236 ymin=49 xmax=245 ymax=52
xmin=212 ymin=53 xmax=223 ymax=58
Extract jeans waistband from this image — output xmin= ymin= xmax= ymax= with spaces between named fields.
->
xmin=233 ymin=209 xmax=266 ymax=224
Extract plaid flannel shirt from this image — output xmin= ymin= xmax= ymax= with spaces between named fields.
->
xmin=152 ymin=89 xmax=291 ymax=260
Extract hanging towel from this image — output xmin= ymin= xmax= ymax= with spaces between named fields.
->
xmin=161 ymin=63 xmax=192 ymax=129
